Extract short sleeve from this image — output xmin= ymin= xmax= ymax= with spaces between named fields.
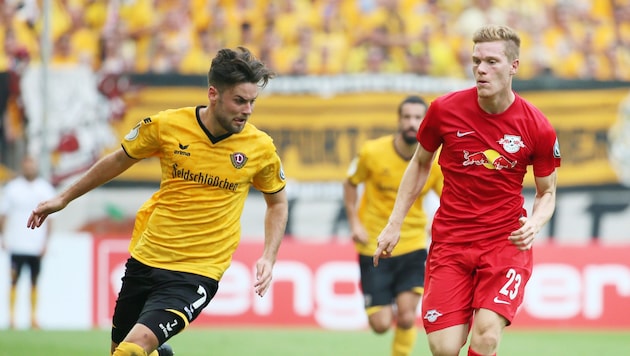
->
xmin=121 ymin=116 xmax=161 ymax=159
xmin=253 ymin=149 xmax=286 ymax=194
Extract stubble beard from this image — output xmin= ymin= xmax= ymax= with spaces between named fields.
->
xmin=402 ymin=131 xmax=418 ymax=145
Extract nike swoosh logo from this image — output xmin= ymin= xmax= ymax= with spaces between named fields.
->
xmin=457 ymin=130 xmax=475 ymax=137
xmin=493 ymin=296 xmax=511 ymax=305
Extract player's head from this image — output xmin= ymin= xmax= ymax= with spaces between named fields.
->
xmin=206 ymin=47 xmax=276 ymax=135
xmin=207 ymin=47 xmax=275 ymax=91
xmin=471 ymin=25 xmax=520 ymax=98
xmin=397 ymin=95 xmax=428 ymax=145
xmin=21 ymin=155 xmax=39 ymax=181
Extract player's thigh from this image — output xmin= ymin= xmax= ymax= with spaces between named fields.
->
xmin=422 ymin=243 xmax=475 ymax=333
xmin=392 ymin=249 xmax=426 ymax=297
xmin=9 ymin=254 xmax=27 ymax=283
xmin=473 ymin=240 xmax=533 ymax=324
xmin=26 ymin=256 xmax=42 ymax=285
xmin=395 ymin=291 xmax=422 ymax=328
xmin=111 ymin=258 xmax=155 ymax=343
xmin=359 ymin=254 xmax=395 ymax=308
xmin=139 ymin=268 xmax=219 ymax=343
xmin=470 ymin=308 xmax=507 ymax=338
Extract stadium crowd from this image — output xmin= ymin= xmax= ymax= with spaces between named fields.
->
xmin=1 ymin=0 xmax=630 ymax=80
xmin=1 ymin=0 xmax=630 ymax=170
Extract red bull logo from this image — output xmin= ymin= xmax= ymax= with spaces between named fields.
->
xmin=463 ymin=150 xmax=516 ymax=170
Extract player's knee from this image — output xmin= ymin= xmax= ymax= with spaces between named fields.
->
xmin=370 ymin=322 xmax=390 ymax=334
xmin=396 ymin=309 xmax=417 ymax=329
xmin=138 ymin=310 xmax=186 ymax=345
xmin=469 ymin=311 xmax=504 ymax=353
xmin=469 ymin=329 xmax=500 ymax=354
xmin=368 ymin=309 xmax=393 ymax=334
xmin=428 ymin=339 xmax=465 ymax=356
xmin=428 ymin=330 xmax=468 ymax=356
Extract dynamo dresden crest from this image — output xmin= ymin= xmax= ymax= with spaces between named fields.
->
xmin=230 ymin=152 xmax=248 ymax=169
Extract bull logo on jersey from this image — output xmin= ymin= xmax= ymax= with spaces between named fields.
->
xmin=424 ymin=309 xmax=443 ymax=323
xmin=498 ymin=134 xmax=525 ymax=153
xmin=463 ymin=150 xmax=516 ymax=170
xmin=230 ymin=152 xmax=248 ymax=169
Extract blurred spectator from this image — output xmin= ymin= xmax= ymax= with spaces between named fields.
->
xmin=0 ymin=155 xmax=56 ymax=330
xmin=543 ymin=1 xmax=585 ymax=78
xmin=455 ymin=0 xmax=507 ymax=37
xmin=311 ymin=1 xmax=351 ymax=75
xmin=408 ymin=16 xmax=465 ymax=78
xmin=1 ymin=1 xmax=34 ymax=168
xmin=115 ymin=0 xmax=155 ymax=73
xmin=1 ymin=4 xmax=10 ymax=166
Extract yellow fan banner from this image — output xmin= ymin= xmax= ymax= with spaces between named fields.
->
xmin=111 ymin=87 xmax=630 ymax=187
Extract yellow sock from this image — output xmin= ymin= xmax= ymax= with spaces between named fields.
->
xmin=392 ymin=325 xmax=417 ymax=356
xmin=30 ymin=287 xmax=39 ymax=328
xmin=9 ymin=287 xmax=16 ymax=327
xmin=112 ymin=341 xmax=148 ymax=356
xmin=148 ymin=351 xmax=158 ymax=356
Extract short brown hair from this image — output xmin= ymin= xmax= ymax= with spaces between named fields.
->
xmin=208 ymin=47 xmax=275 ymax=90
xmin=472 ymin=25 xmax=520 ymax=61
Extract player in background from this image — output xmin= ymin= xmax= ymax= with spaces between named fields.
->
xmin=343 ymin=95 xmax=443 ymax=356
xmin=27 ymin=47 xmax=288 ymax=356
xmin=0 ymin=155 xmax=56 ymax=329
xmin=374 ymin=25 xmax=561 ymax=356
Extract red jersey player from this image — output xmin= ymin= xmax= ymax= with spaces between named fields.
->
xmin=374 ymin=25 xmax=561 ymax=356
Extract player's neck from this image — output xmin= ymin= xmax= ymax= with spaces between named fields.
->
xmin=199 ymin=106 xmax=226 ymax=137
xmin=394 ymin=135 xmax=416 ymax=160
xmin=478 ymin=90 xmax=515 ymax=114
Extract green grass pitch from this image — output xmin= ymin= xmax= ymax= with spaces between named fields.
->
xmin=0 ymin=328 xmax=628 ymax=355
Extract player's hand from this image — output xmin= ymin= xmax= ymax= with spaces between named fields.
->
xmin=254 ymin=257 xmax=274 ymax=297
xmin=508 ymin=216 xmax=538 ymax=251
xmin=373 ymin=224 xmax=401 ymax=267
xmin=27 ymin=197 xmax=67 ymax=229
xmin=350 ymin=225 xmax=369 ymax=245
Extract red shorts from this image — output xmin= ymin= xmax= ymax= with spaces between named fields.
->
xmin=421 ymin=237 xmax=533 ymax=333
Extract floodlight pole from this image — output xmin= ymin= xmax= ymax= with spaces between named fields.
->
xmin=39 ymin=0 xmax=52 ymax=181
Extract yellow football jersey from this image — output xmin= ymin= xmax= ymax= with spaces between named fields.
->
xmin=347 ymin=135 xmax=443 ymax=256
xmin=122 ymin=106 xmax=286 ymax=280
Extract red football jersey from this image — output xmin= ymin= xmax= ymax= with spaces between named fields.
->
xmin=418 ymin=88 xmax=561 ymax=242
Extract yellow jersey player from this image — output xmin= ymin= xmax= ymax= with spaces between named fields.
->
xmin=343 ymin=95 xmax=443 ymax=356
xmin=27 ymin=47 xmax=288 ymax=356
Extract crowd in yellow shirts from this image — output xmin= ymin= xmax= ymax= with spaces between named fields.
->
xmin=1 ymin=0 xmax=630 ymax=80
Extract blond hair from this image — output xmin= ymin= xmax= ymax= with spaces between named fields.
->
xmin=472 ymin=25 xmax=520 ymax=61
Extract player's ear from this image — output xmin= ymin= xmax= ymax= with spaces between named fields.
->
xmin=208 ymin=86 xmax=218 ymax=102
xmin=510 ymin=58 xmax=519 ymax=75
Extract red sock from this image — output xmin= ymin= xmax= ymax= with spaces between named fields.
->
xmin=468 ymin=348 xmax=496 ymax=356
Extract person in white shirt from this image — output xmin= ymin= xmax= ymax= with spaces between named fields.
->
xmin=0 ymin=155 xmax=55 ymax=329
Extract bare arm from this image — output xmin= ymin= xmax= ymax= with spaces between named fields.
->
xmin=27 ymin=149 xmax=139 ymax=228
xmin=373 ymin=145 xmax=436 ymax=266
xmin=41 ymin=219 xmax=52 ymax=257
xmin=342 ymin=179 xmax=368 ymax=245
xmin=509 ymin=171 xmax=557 ymax=250
xmin=254 ymin=188 xmax=289 ymax=297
